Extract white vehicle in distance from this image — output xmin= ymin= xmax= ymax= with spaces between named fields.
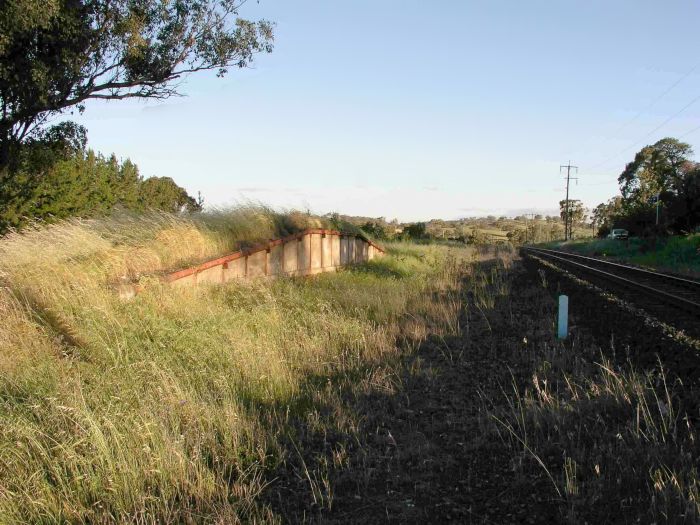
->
xmin=608 ymin=228 xmax=629 ymax=240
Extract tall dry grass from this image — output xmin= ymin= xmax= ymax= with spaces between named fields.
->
xmin=474 ymin=257 xmax=700 ymax=522
xmin=0 ymin=210 xmax=470 ymax=523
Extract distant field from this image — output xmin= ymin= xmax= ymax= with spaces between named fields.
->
xmin=545 ymin=235 xmax=700 ymax=277
xmin=474 ymin=228 xmax=509 ymax=238
xmin=458 ymin=227 xmax=510 ymax=243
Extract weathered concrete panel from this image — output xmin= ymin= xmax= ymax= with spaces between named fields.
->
xmin=321 ymin=234 xmax=332 ymax=268
xmin=340 ymin=237 xmax=349 ymax=265
xmin=170 ymin=273 xmax=197 ymax=288
xmin=223 ymin=258 xmax=245 ymax=281
xmin=310 ymin=233 xmax=322 ymax=269
xmin=353 ymin=238 xmax=362 ymax=263
xmin=247 ymin=250 xmax=267 ymax=278
xmin=269 ymin=245 xmax=283 ymax=275
xmin=196 ymin=265 xmax=223 ymax=285
xmin=283 ymin=240 xmax=298 ymax=274
xmin=331 ymin=235 xmax=341 ymax=266
xmin=349 ymin=237 xmax=357 ymax=264
xmin=298 ymin=234 xmax=311 ymax=273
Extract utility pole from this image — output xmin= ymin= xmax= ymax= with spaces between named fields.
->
xmin=560 ymin=162 xmax=579 ymax=241
xmin=523 ymin=213 xmax=536 ymax=244
xmin=655 ymin=192 xmax=661 ymax=227
xmin=524 ymin=214 xmax=528 ymax=244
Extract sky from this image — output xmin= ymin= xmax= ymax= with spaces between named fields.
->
xmin=72 ymin=0 xmax=700 ymax=221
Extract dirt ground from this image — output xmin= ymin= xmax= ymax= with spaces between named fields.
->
xmin=264 ymin=254 xmax=699 ymax=524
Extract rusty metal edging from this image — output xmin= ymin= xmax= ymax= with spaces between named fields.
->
xmin=162 ymin=228 xmax=384 ymax=284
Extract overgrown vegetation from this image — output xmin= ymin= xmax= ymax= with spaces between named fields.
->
xmin=263 ymin=247 xmax=700 ymax=522
xmin=0 ymin=210 xmax=469 ymax=522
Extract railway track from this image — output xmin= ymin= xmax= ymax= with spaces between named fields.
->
xmin=522 ymin=247 xmax=700 ymax=337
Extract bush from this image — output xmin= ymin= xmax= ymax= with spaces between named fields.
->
xmin=0 ymin=129 xmax=200 ymax=232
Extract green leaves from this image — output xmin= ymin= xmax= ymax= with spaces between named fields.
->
xmin=0 ymin=135 xmax=201 ymax=232
xmin=0 ymin=0 xmax=274 ymax=164
xmin=559 ymin=199 xmax=586 ymax=225
xmin=618 ymin=138 xmax=693 ymax=204
xmin=596 ymin=138 xmax=700 ymax=235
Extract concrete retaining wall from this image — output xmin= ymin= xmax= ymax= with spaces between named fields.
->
xmin=121 ymin=229 xmax=384 ymax=297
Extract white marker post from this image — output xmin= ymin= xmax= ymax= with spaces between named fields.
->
xmin=557 ymin=295 xmax=569 ymax=340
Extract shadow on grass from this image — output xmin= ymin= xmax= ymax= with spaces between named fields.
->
xmin=249 ymin=255 xmax=700 ymax=524
xmin=251 ymin=258 xmax=563 ymax=524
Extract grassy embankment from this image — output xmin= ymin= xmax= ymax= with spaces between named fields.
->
xmin=0 ymin=207 xmax=469 ymax=522
xmin=545 ymin=234 xmax=700 ymax=277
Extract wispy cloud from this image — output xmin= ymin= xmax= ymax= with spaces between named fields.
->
xmin=504 ymin=207 xmax=560 ymax=217
xmin=458 ymin=207 xmax=495 ymax=213
xmin=141 ymin=102 xmax=186 ymax=114
xmin=236 ymin=187 xmax=270 ymax=193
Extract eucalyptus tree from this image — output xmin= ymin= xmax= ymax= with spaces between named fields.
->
xmin=618 ymin=138 xmax=693 ymax=207
xmin=0 ymin=0 xmax=274 ymax=167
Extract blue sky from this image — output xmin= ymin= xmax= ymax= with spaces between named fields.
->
xmin=73 ymin=0 xmax=700 ymax=221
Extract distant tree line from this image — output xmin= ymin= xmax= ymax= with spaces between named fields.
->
xmin=0 ymin=122 xmax=200 ymax=232
xmin=359 ymin=220 xmax=390 ymax=240
xmin=593 ymin=138 xmax=700 ymax=237
xmin=358 ymin=216 xmax=570 ymax=246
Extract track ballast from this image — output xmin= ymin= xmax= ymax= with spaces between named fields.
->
xmin=522 ymin=247 xmax=700 ymax=337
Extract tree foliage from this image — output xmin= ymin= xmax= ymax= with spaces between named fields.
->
xmin=467 ymin=228 xmax=489 ymax=245
xmin=360 ymin=221 xmax=388 ymax=240
xmin=594 ymin=137 xmax=700 ymax=236
xmin=618 ymin=138 xmax=692 ymax=204
xmin=139 ymin=176 xmax=200 ymax=214
xmin=404 ymin=222 xmax=427 ymax=240
xmin=0 ymin=0 xmax=274 ymax=165
xmin=0 ymin=128 xmax=200 ymax=231
xmin=591 ymin=197 xmax=623 ymax=237
xmin=559 ymin=199 xmax=586 ymax=226
xmin=0 ymin=0 xmax=271 ymax=229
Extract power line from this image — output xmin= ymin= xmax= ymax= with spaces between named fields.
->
xmin=576 ymin=61 xmax=700 ymax=159
xmin=679 ymin=120 xmax=700 ymax=140
xmin=587 ymin=104 xmax=700 ymax=181
xmin=579 ymin=180 xmax=618 ymax=187
xmin=604 ymin=63 xmax=700 ymax=140
xmin=588 ymin=91 xmax=700 ymax=170
xmin=582 ymin=105 xmax=700 ymax=186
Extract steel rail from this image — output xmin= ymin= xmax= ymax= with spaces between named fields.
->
xmin=526 ymin=247 xmax=700 ymax=289
xmin=523 ymin=248 xmax=700 ymax=311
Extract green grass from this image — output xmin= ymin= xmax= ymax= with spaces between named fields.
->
xmin=543 ymin=234 xmax=700 ymax=277
xmin=0 ymin=211 xmax=470 ymax=522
